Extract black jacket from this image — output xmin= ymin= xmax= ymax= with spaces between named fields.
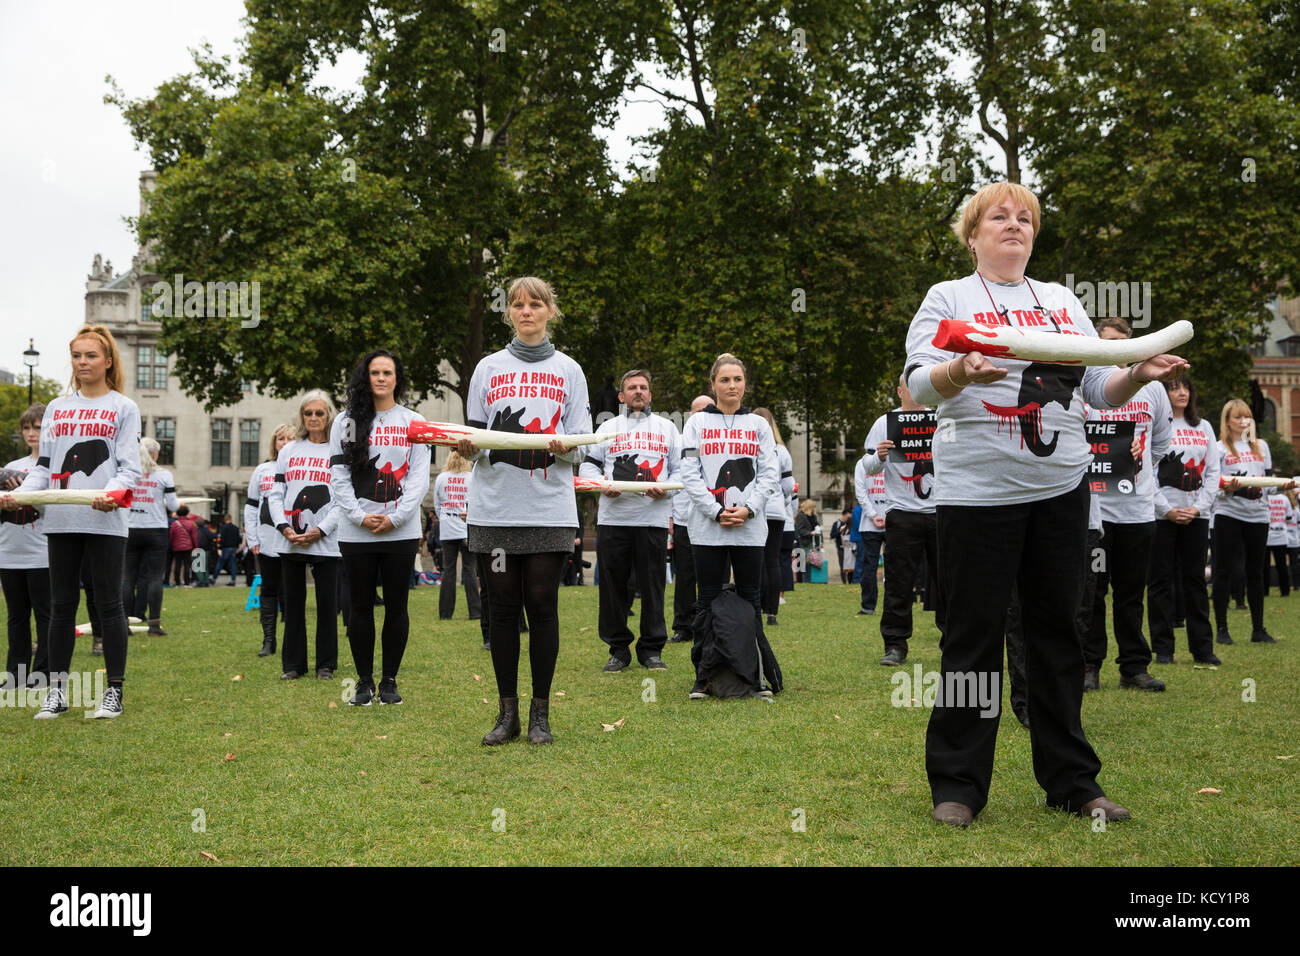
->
xmin=691 ymin=585 xmax=783 ymax=697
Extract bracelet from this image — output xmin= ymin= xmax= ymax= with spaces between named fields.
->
xmin=1127 ymin=363 xmax=1148 ymax=386
xmin=944 ymin=360 xmax=965 ymax=390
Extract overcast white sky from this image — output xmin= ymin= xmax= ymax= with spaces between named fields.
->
xmin=0 ymin=0 xmax=662 ymax=387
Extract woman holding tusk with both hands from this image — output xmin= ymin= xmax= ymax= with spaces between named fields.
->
xmin=903 ymin=182 xmax=1189 ymax=828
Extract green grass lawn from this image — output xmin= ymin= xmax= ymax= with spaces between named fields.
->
xmin=2 ymin=579 xmax=1296 ymax=866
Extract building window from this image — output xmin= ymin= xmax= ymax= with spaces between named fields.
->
xmin=136 ymin=344 xmax=168 ymax=390
xmin=154 ymin=418 xmax=176 ymax=466
xmin=141 ymin=289 xmax=156 ymax=323
xmin=239 ymin=420 xmax=261 ymax=467
xmin=1263 ymin=399 xmax=1278 ymax=435
xmin=211 ymin=418 xmax=232 ymax=467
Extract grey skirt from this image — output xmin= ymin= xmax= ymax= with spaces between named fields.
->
xmin=467 ymin=525 xmax=575 ymax=555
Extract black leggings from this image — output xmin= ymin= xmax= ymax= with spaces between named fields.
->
xmin=485 ymin=551 xmax=566 ymax=699
xmin=1212 ymin=516 xmax=1268 ymax=631
xmin=2 ymin=567 xmax=50 ymax=684
xmin=123 ymin=527 xmax=168 ymax=620
xmin=1265 ymin=545 xmax=1291 ymax=597
xmin=760 ymin=518 xmax=784 ymax=615
xmin=48 ymin=534 xmax=128 ymax=684
xmin=258 ymin=553 xmax=282 ymax=643
xmin=343 ymin=548 xmax=415 ymax=680
xmin=280 ymin=555 xmax=340 ymax=674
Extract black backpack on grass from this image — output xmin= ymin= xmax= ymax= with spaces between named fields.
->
xmin=691 ymin=585 xmax=784 ymax=698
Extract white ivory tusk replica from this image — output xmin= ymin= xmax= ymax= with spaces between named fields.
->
xmin=574 ymin=476 xmax=684 ymax=494
xmin=931 ymin=319 xmax=1194 ymax=365
xmin=175 ymin=497 xmax=216 ymax=508
xmin=407 ymin=421 xmax=616 ymax=449
xmin=1220 ymin=476 xmax=1299 ymax=489
xmin=5 ymin=489 xmax=133 ymax=508
xmin=75 ymin=624 xmax=148 ymax=637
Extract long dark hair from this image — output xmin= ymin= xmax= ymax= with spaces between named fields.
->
xmin=1164 ymin=374 xmax=1200 ymax=427
xmin=343 ymin=349 xmax=407 ymax=471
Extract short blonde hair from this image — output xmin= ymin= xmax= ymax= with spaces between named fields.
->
xmin=442 ymin=450 xmax=471 ymax=473
xmin=295 ymin=390 xmax=336 ymax=441
xmin=267 ymin=423 xmax=296 ymax=461
xmin=505 ymin=276 xmax=563 ymax=327
xmin=958 ymin=183 xmax=1042 ymax=264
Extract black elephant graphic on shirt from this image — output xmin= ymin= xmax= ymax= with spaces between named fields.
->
xmin=900 ymin=458 xmax=934 ymax=500
xmin=259 ymin=497 xmax=274 ymax=528
xmin=352 ymin=452 xmax=410 ymax=504
xmin=612 ymin=454 xmax=665 ymax=483
xmin=286 ymin=485 xmax=331 ymax=534
xmin=982 ymin=362 xmax=1085 ymax=458
xmin=487 ymin=405 xmax=563 ymax=472
xmin=707 ymin=457 xmax=755 ymax=508
xmin=1158 ymin=450 xmax=1205 ymax=492
xmin=52 ymin=440 xmax=111 ymax=487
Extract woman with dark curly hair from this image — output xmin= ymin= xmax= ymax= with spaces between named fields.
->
xmin=329 ymin=350 xmax=431 ymax=706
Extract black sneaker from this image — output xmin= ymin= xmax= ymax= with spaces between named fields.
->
xmin=350 ymin=677 xmax=375 ymax=706
xmin=34 ymin=686 xmax=68 ymax=720
xmin=879 ymin=647 xmax=906 ymax=666
xmin=1119 ymin=672 xmax=1166 ymax=691
xmin=1083 ymin=666 xmax=1100 ymax=691
xmin=1251 ymin=630 xmax=1278 ymax=644
xmin=602 ymin=656 xmax=629 ymax=673
xmin=1193 ymin=653 xmax=1222 ymax=666
xmin=1233 ymin=602 xmax=1248 ymax=611
xmin=641 ymin=656 xmax=667 ymax=671
xmin=1155 ymin=654 xmax=1174 ymax=664
xmin=667 ymin=632 xmax=690 ymax=644
xmin=93 ymin=684 xmax=123 ymax=719
xmin=857 ymin=608 xmax=875 ymax=616
xmin=316 ymin=668 xmax=334 ymax=680
xmin=377 ymin=677 xmax=402 ymax=705
xmin=766 ymin=614 xmax=778 ymax=626
xmin=688 ymin=679 xmax=708 ymax=700
xmin=1216 ymin=628 xmax=1234 ymax=645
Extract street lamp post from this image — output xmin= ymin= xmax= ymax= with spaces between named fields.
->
xmin=22 ymin=338 xmax=39 ymax=406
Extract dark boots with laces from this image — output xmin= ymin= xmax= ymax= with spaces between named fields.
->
xmin=482 ymin=697 xmax=520 ymax=745
xmin=527 ymin=698 xmax=553 ymax=745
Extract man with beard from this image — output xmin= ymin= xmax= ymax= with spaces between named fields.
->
xmin=581 ymin=370 xmax=683 ymax=672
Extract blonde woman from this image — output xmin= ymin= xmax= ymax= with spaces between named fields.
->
xmin=1 ymin=325 xmax=142 ymax=718
xmin=1213 ymin=399 xmax=1293 ymax=644
xmin=267 ymin=391 xmax=341 ymax=680
xmin=246 ymin=423 xmax=296 ymax=658
xmin=124 ymin=437 xmax=178 ymax=635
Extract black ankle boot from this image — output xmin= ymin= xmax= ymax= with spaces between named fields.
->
xmin=482 ymin=697 xmax=520 ymax=745
xmin=527 ymin=697 xmax=553 ymax=744
xmin=148 ymin=618 xmax=167 ymax=636
xmin=258 ymin=634 xmax=276 ymax=657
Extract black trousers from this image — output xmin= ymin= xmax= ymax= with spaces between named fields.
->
xmin=257 ymin=553 xmax=282 ymax=644
xmin=280 ymin=554 xmax=340 ymax=675
xmin=1265 ymin=545 xmax=1291 ymax=596
xmin=123 ymin=527 xmax=168 ymax=621
xmin=439 ymin=538 xmax=481 ymax=620
xmin=780 ymin=530 xmax=796 ymax=591
xmin=2 ymin=567 xmax=50 ymax=684
xmin=48 ymin=534 xmax=128 ymax=684
xmin=1085 ymin=520 xmax=1155 ymax=678
xmin=927 ymin=478 xmax=1103 ymax=816
xmin=169 ymin=551 xmax=190 ymax=586
xmin=1212 ymin=516 xmax=1267 ymax=631
xmin=1148 ymin=518 xmax=1213 ymax=659
xmin=670 ymin=525 xmax=697 ymax=637
xmin=881 ymin=510 xmax=942 ymax=654
xmin=598 ymin=524 xmax=669 ymax=664
xmin=858 ymin=531 xmax=884 ymax=611
xmin=343 ymin=547 xmax=415 ymax=680
xmin=760 ymin=519 xmax=784 ymax=614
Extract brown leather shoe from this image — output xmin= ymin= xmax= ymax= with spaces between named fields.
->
xmin=932 ymin=802 xmax=974 ymax=827
xmin=1080 ymin=796 xmax=1131 ymax=822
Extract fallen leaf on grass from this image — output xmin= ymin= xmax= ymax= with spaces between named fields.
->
xmin=482 ymin=698 xmax=489 ymax=704
xmin=223 ymin=753 xmax=236 ymax=762
xmin=1276 ymin=755 xmax=1296 ymax=760
xmin=199 ymin=851 xmax=218 ymax=863
xmin=374 ymin=735 xmax=388 ymax=740
xmin=222 ymin=732 xmax=233 ymax=738
xmin=472 ymin=674 xmax=481 ymax=682
xmin=833 ymin=714 xmax=840 ymax=721
xmin=601 ymin=717 xmax=626 ymax=732
xmin=231 ymin=674 xmax=243 ymax=681
xmin=1197 ymin=787 xmax=1221 ymax=795
xmin=579 ymin=626 xmax=591 ymax=632
xmin=555 ymin=691 xmax=566 ymax=697
xmin=358 ymin=770 xmax=367 ymax=776
xmin=327 ymin=700 xmax=338 ymax=708
xmin=202 ymin=630 xmax=211 ymax=634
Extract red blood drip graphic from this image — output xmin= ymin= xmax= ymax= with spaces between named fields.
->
xmin=374 ymin=459 xmax=409 ymax=512
xmin=51 ymin=471 xmax=71 ymax=489
xmin=901 ymin=474 xmax=925 ymax=493
xmin=637 ymin=458 xmax=666 ymax=482
xmin=521 ymin=408 xmax=562 ymax=479
xmin=983 ymin=400 xmax=1044 ymax=449
xmin=408 ymin=422 xmax=470 ymax=446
